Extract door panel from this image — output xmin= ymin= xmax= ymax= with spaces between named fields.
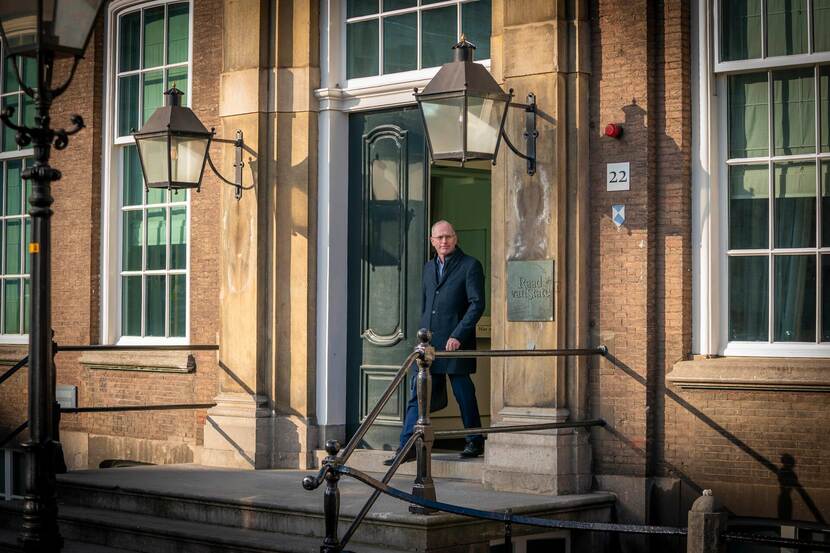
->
xmin=347 ymin=108 xmax=427 ymax=449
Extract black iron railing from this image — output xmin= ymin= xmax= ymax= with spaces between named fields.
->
xmin=0 ymin=344 xmax=218 ymax=451
xmin=303 ymin=329 xmax=609 ymax=552
xmin=302 ymin=331 xmax=830 ymax=553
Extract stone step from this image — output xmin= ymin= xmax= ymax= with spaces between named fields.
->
xmin=50 ymin=465 xmax=615 ymax=552
xmin=0 ymin=519 xmax=141 ymax=553
xmin=314 ymin=449 xmax=484 ymax=482
xmin=0 ymin=501 xmax=389 ymax=553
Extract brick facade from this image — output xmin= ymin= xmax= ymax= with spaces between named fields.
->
xmin=1 ymin=0 xmax=827 ymax=533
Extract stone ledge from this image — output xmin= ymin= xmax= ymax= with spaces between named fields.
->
xmin=0 ymin=345 xmax=28 ymax=366
xmin=79 ymin=351 xmax=195 ymax=373
xmin=668 ymin=357 xmax=830 ymax=392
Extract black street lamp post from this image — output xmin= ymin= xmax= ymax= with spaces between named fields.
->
xmin=0 ymin=1 xmax=106 ymax=551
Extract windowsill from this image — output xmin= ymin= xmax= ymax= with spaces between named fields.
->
xmin=79 ymin=350 xmax=195 ymax=373
xmin=668 ymin=357 xmax=830 ymax=392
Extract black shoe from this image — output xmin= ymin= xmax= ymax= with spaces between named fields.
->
xmin=459 ymin=442 xmax=484 ymax=459
xmin=383 ymin=449 xmax=416 ymax=466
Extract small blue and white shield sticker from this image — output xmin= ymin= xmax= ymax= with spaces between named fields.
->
xmin=612 ymin=204 xmax=625 ymax=228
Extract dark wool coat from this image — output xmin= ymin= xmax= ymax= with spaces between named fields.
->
xmin=420 ymin=247 xmax=485 ymax=375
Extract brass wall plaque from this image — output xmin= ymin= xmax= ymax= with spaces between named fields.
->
xmin=507 ymin=259 xmax=554 ymax=321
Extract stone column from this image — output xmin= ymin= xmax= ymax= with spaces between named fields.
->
xmin=202 ymin=0 xmax=319 ymax=469
xmin=201 ymin=0 xmax=273 ymax=469
xmin=484 ymin=0 xmax=592 ymax=495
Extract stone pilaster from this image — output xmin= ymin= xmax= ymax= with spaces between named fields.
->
xmin=484 ymin=0 xmax=592 ymax=495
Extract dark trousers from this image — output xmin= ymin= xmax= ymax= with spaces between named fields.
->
xmin=398 ymin=372 xmax=484 ymax=450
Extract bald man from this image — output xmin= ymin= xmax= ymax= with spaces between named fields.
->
xmin=385 ymin=220 xmax=486 ymax=464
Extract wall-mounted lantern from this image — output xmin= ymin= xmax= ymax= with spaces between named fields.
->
xmin=0 ymin=0 xmax=105 ymax=59
xmin=414 ymin=36 xmax=538 ymax=176
xmin=133 ymin=87 xmax=247 ymax=199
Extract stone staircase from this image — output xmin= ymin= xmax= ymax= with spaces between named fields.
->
xmin=0 ymin=464 xmax=615 ymax=553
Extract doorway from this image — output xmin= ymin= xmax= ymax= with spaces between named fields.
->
xmin=345 ymin=108 xmax=492 ymax=450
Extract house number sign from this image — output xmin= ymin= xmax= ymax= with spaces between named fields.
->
xmin=606 ymin=162 xmax=630 ymax=191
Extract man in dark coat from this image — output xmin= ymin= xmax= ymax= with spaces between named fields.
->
xmin=385 ymin=220 xmax=486 ymax=464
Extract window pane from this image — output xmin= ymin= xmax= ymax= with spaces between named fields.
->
xmin=146 ymin=207 xmax=166 ymax=270
xmin=383 ymin=0 xmax=415 ymax=10
xmin=824 ymin=255 xmax=830 ymax=341
xmin=347 ymin=20 xmax=379 ymax=79
xmin=147 ymin=186 xmax=166 ymax=205
xmin=3 ymin=56 xmax=18 ymax=93
xmin=166 ymin=66 xmax=188 ymax=106
xmin=118 ymin=10 xmax=141 ymax=72
xmin=143 ymin=6 xmax=165 ymax=68
xmin=167 ymin=3 xmax=190 ymax=65
xmin=821 ymin=66 xmax=829 ymax=153
xmin=145 ymin=274 xmax=165 ymax=336
xmin=721 ymin=0 xmax=761 ymax=61
xmin=824 ymin=161 xmax=830 ymax=246
xmin=170 ymin=206 xmax=186 ymax=269
xmin=817 ymin=0 xmax=830 ymax=52
xmin=121 ymin=275 xmax=141 ymax=336
xmin=730 ymin=165 xmax=769 ymax=249
xmin=729 ymin=256 xmax=769 ymax=341
xmin=422 ymin=6 xmax=457 ymax=68
xmin=729 ymin=73 xmax=769 ymax=158
xmin=22 ymin=279 xmax=29 ymax=333
xmin=775 ymin=255 xmax=816 ymax=341
xmin=2 ymin=95 xmax=18 ymax=152
xmin=142 ymin=70 xmax=164 ymax=125
xmin=774 ymin=68 xmax=815 ymax=155
xmin=22 ymin=94 xmax=34 ymax=128
xmin=5 ymin=220 xmax=21 ymax=275
xmin=4 ymin=279 xmax=20 ymax=334
xmin=383 ymin=13 xmax=416 ymax=74
xmin=117 ymin=74 xmax=139 ymax=136
xmin=775 ymin=161 xmax=816 ymax=248
xmin=462 ymin=0 xmax=492 ymax=61
xmin=123 ymin=146 xmax=143 ymax=206
xmin=767 ymin=0 xmax=808 ymax=57
xmin=122 ymin=210 xmax=143 ymax=271
xmin=20 ymin=57 xmax=36 ymax=91
xmin=348 ymin=0 xmax=378 ymax=17
xmin=5 ymin=160 xmax=21 ymax=216
xmin=169 ymin=274 xmax=186 ymax=337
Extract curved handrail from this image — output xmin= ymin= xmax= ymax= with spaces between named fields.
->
xmin=336 ymin=464 xmax=688 ymax=537
xmin=337 ymin=350 xmax=419 ymax=463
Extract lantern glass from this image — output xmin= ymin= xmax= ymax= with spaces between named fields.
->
xmin=0 ymin=3 xmax=37 ymax=54
xmin=170 ymin=135 xmax=209 ymax=185
xmin=421 ymin=96 xmax=464 ymax=157
xmin=52 ymin=0 xmax=101 ymax=52
xmin=0 ymin=0 xmax=104 ymax=57
xmin=467 ymin=96 xmax=506 ymax=156
xmin=136 ymin=135 xmax=169 ymax=188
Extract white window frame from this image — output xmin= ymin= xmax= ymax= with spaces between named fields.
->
xmin=101 ymin=0 xmax=193 ymax=345
xmin=694 ymin=0 xmax=830 ymax=357
xmin=0 ymin=45 xmax=35 ymax=345
xmin=315 ymin=0 xmax=491 ymax=428
xmin=342 ymin=0 xmax=489 ymax=89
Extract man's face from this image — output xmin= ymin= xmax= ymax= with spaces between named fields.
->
xmin=430 ymin=223 xmax=457 ymax=258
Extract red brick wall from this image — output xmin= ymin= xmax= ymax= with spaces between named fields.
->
xmin=1 ymin=0 xmax=223 ymax=462
xmin=590 ymin=0 xmax=830 ymax=523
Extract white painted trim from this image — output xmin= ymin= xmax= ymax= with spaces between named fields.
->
xmin=715 ymin=52 xmax=830 ymax=74
xmin=101 ymin=0 xmax=193 ymax=346
xmin=723 ymin=342 xmax=830 ymax=358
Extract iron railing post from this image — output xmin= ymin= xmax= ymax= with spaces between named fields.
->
xmin=410 ymin=329 xmax=437 ymax=515
xmin=321 ymin=440 xmax=343 ymax=553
